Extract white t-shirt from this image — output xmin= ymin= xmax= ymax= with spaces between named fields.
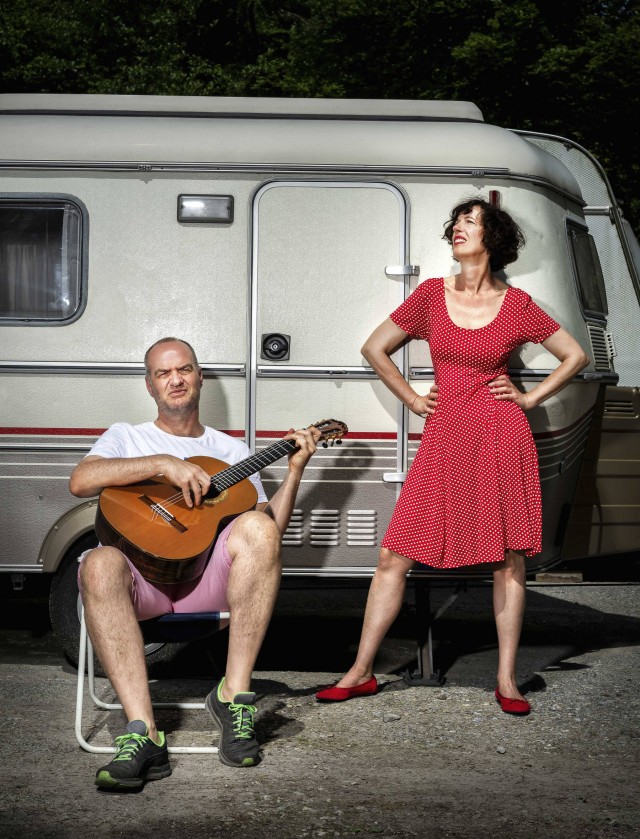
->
xmin=86 ymin=421 xmax=267 ymax=502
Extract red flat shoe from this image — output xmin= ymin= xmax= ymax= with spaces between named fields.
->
xmin=316 ymin=676 xmax=378 ymax=702
xmin=495 ymin=687 xmax=531 ymax=716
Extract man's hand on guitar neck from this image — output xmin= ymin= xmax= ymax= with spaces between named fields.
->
xmin=283 ymin=426 xmax=319 ymax=475
xmin=259 ymin=426 xmax=318 ymax=532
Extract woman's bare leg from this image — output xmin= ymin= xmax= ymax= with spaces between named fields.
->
xmin=336 ymin=549 xmax=414 ymax=688
xmin=493 ymin=550 xmax=527 ymax=701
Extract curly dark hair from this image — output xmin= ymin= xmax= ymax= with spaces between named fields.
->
xmin=442 ymin=197 xmax=526 ymax=271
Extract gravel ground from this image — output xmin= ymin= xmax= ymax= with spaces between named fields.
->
xmin=0 ymin=581 xmax=639 ymax=839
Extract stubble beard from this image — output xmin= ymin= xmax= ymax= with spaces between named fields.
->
xmin=153 ymin=387 xmax=200 ymax=419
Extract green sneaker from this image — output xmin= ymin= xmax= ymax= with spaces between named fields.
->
xmin=205 ymin=678 xmax=260 ymax=767
xmin=95 ymin=720 xmax=172 ymax=790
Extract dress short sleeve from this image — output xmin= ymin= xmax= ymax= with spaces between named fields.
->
xmin=389 ymin=279 xmax=434 ymax=340
xmin=517 ymin=293 xmax=561 ymax=344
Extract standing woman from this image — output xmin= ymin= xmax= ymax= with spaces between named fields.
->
xmin=317 ymin=197 xmax=589 ymax=714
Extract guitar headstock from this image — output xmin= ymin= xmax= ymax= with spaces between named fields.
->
xmin=310 ymin=418 xmax=349 ymax=448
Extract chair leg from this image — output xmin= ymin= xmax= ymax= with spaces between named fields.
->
xmin=75 ymin=608 xmax=225 ymax=754
xmin=75 ymin=608 xmax=114 ymax=754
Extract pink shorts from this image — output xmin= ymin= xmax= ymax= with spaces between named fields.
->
xmin=78 ymin=519 xmax=236 ymax=621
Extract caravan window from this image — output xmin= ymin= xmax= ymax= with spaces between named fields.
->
xmin=567 ymin=224 xmax=608 ymax=316
xmin=0 ymin=199 xmax=83 ymax=323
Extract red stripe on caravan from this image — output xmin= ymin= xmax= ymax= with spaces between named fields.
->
xmin=0 ymin=426 xmax=249 ymax=438
xmin=0 ymin=427 xmax=108 ymax=436
xmin=0 ymin=427 xmax=417 ymax=440
xmin=6 ymin=421 xmax=595 ymax=442
xmin=0 ymin=427 xmax=248 ymax=437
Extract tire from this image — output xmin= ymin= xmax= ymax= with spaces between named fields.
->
xmin=48 ymin=533 xmax=182 ymax=674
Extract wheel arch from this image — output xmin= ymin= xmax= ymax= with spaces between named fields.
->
xmin=40 ymin=500 xmax=98 ymax=572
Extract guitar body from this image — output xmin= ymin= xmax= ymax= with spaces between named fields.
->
xmin=96 ymin=456 xmax=258 ymax=585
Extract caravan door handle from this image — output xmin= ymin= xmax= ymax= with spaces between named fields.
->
xmin=385 ymin=265 xmax=420 ymax=277
xmin=383 ymin=472 xmax=407 ymax=483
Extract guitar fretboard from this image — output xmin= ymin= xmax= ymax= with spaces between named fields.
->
xmin=210 ymin=439 xmax=298 ymax=493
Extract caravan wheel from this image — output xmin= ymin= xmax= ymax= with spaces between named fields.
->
xmin=48 ymin=534 xmax=180 ymax=674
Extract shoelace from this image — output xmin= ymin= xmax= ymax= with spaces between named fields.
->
xmin=228 ymin=702 xmax=257 ymax=740
xmin=113 ymin=732 xmax=149 ymax=762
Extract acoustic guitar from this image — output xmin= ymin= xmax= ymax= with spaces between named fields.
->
xmin=95 ymin=419 xmax=348 ymax=584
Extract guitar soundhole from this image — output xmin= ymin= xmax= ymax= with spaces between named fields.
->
xmin=204 ymin=489 xmax=229 ymax=507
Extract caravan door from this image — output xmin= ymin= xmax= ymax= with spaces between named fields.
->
xmin=250 ymin=181 xmax=412 ymax=575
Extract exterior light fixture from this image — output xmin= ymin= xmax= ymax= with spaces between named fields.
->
xmin=177 ymin=195 xmax=234 ymax=223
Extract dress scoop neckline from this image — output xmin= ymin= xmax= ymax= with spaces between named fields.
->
xmin=441 ymin=277 xmax=512 ymax=331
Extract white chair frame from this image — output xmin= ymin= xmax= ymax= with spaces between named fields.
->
xmin=75 ymin=607 xmax=230 ymax=754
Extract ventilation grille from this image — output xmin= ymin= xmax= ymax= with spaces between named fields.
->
xmin=587 ymin=324 xmax=612 ymax=371
xmin=347 ymin=509 xmax=377 ymax=546
xmin=310 ymin=509 xmax=340 ymax=547
xmin=604 ymin=396 xmax=638 ymax=418
xmin=282 ymin=509 xmax=304 ymax=547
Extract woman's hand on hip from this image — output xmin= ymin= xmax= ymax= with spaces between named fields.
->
xmin=410 ymin=384 xmax=439 ymax=416
xmin=488 ymin=375 xmax=529 ymax=410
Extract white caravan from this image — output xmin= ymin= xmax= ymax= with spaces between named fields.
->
xmin=0 ymin=95 xmax=638 ymax=660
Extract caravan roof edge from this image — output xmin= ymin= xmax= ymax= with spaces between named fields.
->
xmin=0 ymin=97 xmax=582 ymax=200
xmin=0 ymin=94 xmax=484 ymax=122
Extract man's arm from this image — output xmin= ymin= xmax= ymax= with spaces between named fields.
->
xmin=260 ymin=428 xmax=318 ymax=534
xmin=69 ymin=453 xmax=214 ymax=508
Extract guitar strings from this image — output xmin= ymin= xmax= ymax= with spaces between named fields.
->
xmin=212 ymin=440 xmax=296 ymax=490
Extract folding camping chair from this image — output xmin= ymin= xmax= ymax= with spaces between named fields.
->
xmin=75 ymin=607 xmax=230 ymax=754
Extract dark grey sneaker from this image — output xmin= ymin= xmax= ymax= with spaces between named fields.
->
xmin=205 ymin=678 xmax=260 ymax=767
xmin=95 ymin=720 xmax=172 ymax=790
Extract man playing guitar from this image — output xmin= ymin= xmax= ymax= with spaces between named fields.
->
xmin=70 ymin=337 xmax=319 ymax=790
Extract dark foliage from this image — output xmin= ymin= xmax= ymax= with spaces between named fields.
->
xmin=1 ymin=0 xmax=638 ymax=226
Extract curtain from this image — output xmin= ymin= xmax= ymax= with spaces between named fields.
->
xmin=0 ymin=203 xmax=81 ymax=320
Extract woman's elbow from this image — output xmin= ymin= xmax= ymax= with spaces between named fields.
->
xmin=360 ymin=340 xmax=372 ymax=363
xmin=565 ymin=349 xmax=589 ymax=377
xmin=577 ymin=350 xmax=590 ymax=372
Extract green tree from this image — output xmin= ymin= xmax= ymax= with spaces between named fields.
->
xmin=449 ymin=0 xmax=640 ymax=224
xmin=0 ymin=0 xmax=638 ymax=226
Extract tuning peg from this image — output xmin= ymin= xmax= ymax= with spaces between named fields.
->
xmin=322 ymin=441 xmax=328 ymax=448
xmin=335 ymin=439 xmax=342 ymax=445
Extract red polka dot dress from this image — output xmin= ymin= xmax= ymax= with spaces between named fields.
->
xmin=381 ymin=277 xmax=560 ymax=568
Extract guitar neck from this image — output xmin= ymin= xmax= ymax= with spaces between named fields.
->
xmin=210 ymin=438 xmax=298 ymax=493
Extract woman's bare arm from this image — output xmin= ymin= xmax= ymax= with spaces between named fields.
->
xmin=362 ymin=318 xmax=438 ymax=416
xmin=489 ymin=327 xmax=590 ymax=409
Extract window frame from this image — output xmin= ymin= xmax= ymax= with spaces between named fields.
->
xmin=0 ymin=193 xmax=89 ymax=326
xmin=565 ymin=219 xmax=608 ymax=320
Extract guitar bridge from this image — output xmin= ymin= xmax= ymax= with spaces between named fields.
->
xmin=139 ymin=495 xmax=188 ymax=533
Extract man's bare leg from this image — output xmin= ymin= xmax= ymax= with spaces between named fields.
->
xmin=219 ymin=511 xmax=282 ymax=702
xmin=80 ymin=547 xmax=159 ymax=740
